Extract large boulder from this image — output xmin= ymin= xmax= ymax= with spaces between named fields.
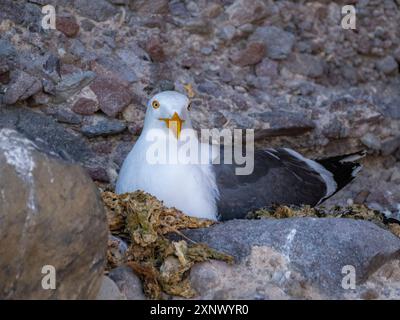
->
xmin=0 ymin=129 xmax=107 ymax=299
xmin=0 ymin=107 xmax=116 ymax=183
xmin=184 ymin=218 xmax=400 ymax=299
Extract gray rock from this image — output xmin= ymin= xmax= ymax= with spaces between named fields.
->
xmin=0 ymin=1 xmax=41 ymax=31
xmin=3 ymin=70 xmax=42 ymax=105
xmin=112 ymin=141 xmax=132 ymax=167
xmin=322 ymin=117 xmax=349 ymax=139
xmin=197 ymin=80 xmax=222 ymax=97
xmin=250 ymin=111 xmax=315 ymax=137
xmin=284 ymin=53 xmax=325 ymax=78
xmin=217 ymin=25 xmax=236 ymax=41
xmin=184 ymin=218 xmax=400 ymax=299
xmin=381 ymin=100 xmax=400 ymax=120
xmin=250 ymin=26 xmax=295 ymax=60
xmin=95 ymin=56 xmax=138 ymax=83
xmin=0 ymin=106 xmax=94 ymax=165
xmin=376 ymin=56 xmax=398 ymax=74
xmin=132 ymin=0 xmax=169 ymax=14
xmin=10 ymin=103 xmax=115 ymax=184
xmin=108 ymin=266 xmax=146 ymax=300
xmin=0 ymin=39 xmax=16 ymax=63
xmin=361 ymin=133 xmax=381 ymax=151
xmin=45 ymin=107 xmax=83 ymax=125
xmin=54 ymin=71 xmax=96 ymax=103
xmin=255 ymin=58 xmax=278 ymax=78
xmin=380 ymin=136 xmax=400 ymax=156
xmin=0 ymin=129 xmax=107 ymax=299
xmin=74 ymin=0 xmax=119 ymax=22
xmin=96 ymin=276 xmax=126 ymax=300
xmin=81 ymin=116 xmax=126 ymax=137
xmin=226 ymin=0 xmax=275 ymax=27
xmin=108 ymin=0 xmax=128 ymax=5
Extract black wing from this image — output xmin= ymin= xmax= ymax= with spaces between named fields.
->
xmin=213 ymin=147 xmax=363 ymax=220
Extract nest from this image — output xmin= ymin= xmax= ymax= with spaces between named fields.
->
xmin=247 ymin=204 xmax=400 ymax=237
xmin=102 ymin=191 xmax=234 ymax=299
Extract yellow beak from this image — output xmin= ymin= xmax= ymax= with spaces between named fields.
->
xmin=158 ymin=112 xmax=185 ymax=139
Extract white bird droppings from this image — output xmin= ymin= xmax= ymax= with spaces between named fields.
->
xmin=0 ymin=129 xmax=38 ymax=212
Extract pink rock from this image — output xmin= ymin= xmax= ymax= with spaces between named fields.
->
xmin=145 ymin=36 xmax=166 ymax=62
xmin=90 ymin=77 xmax=132 ymax=117
xmin=56 ymin=16 xmax=80 ymax=38
xmin=231 ymin=42 xmax=266 ymax=67
xmin=72 ymin=97 xmax=99 ymax=115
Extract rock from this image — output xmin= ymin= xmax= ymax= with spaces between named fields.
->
xmin=217 ymin=25 xmax=236 ymax=41
xmin=157 ymin=79 xmax=175 ymax=92
xmin=250 ymin=111 xmax=315 ymax=138
xmin=72 ymin=97 xmax=99 ymax=115
xmin=0 ymin=106 xmax=94 ymax=165
xmin=250 ymin=26 xmax=295 ymax=60
xmin=90 ymin=76 xmax=132 ymax=117
xmin=376 ymin=56 xmax=399 ymax=75
xmin=43 ymin=54 xmax=61 ymax=78
xmin=107 ymin=235 xmax=128 ymax=268
xmin=202 ymin=3 xmax=222 ymax=19
xmin=108 ymin=266 xmax=146 ymax=300
xmin=197 ymin=80 xmax=221 ymax=97
xmin=54 ymin=71 xmax=96 ymax=103
xmin=0 ymin=63 xmax=10 ymax=84
xmin=92 ymin=56 xmax=138 ymax=83
xmin=56 ymin=15 xmax=80 ymax=37
xmin=3 ymin=70 xmax=42 ymax=105
xmin=169 ymin=1 xmax=189 ymax=17
xmin=0 ymin=39 xmax=16 ymax=64
xmin=108 ymin=0 xmax=128 ymax=4
xmin=0 ymin=129 xmax=107 ymax=299
xmin=184 ymin=218 xmax=400 ymax=299
xmin=394 ymin=47 xmax=400 ymax=63
xmin=380 ymin=136 xmax=400 ymax=156
xmin=284 ymin=53 xmax=325 ymax=78
xmin=112 ymin=141 xmax=132 ymax=167
xmin=96 ymin=276 xmax=126 ymax=300
xmin=145 ymin=36 xmax=166 ymax=62
xmin=44 ymin=107 xmax=83 ymax=125
xmin=361 ymin=133 xmax=381 ymax=151
xmin=81 ymin=19 xmax=95 ymax=31
xmin=322 ymin=117 xmax=349 ymax=139
xmin=226 ymin=0 xmax=274 ymax=27
xmin=183 ymin=19 xmax=213 ymax=35
xmin=74 ymin=0 xmax=119 ymax=22
xmin=81 ymin=116 xmax=126 ymax=137
xmin=231 ymin=42 xmax=266 ymax=67
xmin=85 ymin=165 xmax=111 ymax=183
xmin=132 ymin=0 xmax=169 ymax=14
xmin=255 ymin=58 xmax=278 ymax=78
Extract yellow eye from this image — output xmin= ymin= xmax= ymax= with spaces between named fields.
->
xmin=187 ymin=102 xmax=192 ymax=111
xmin=152 ymin=100 xmax=160 ymax=109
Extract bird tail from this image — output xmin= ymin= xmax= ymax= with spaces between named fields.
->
xmin=315 ymin=150 xmax=366 ymax=202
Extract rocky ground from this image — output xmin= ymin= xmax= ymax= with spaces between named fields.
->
xmin=0 ymin=0 xmax=400 ymax=299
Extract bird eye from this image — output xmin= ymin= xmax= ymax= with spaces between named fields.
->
xmin=187 ymin=102 xmax=191 ymax=111
xmin=152 ymin=100 xmax=160 ymax=109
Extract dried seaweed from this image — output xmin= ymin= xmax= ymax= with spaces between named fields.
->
xmin=247 ymin=204 xmax=400 ymax=237
xmin=102 ymin=190 xmax=233 ymax=299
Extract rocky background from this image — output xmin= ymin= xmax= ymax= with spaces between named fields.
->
xmin=1 ymin=0 xmax=400 ymax=299
xmin=0 ymin=0 xmax=399 ymax=216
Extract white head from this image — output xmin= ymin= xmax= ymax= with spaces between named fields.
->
xmin=143 ymin=91 xmax=193 ymax=139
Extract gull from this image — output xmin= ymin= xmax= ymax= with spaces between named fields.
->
xmin=116 ymin=91 xmax=364 ymax=221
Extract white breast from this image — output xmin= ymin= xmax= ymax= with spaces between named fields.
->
xmin=115 ymin=135 xmax=219 ymax=220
